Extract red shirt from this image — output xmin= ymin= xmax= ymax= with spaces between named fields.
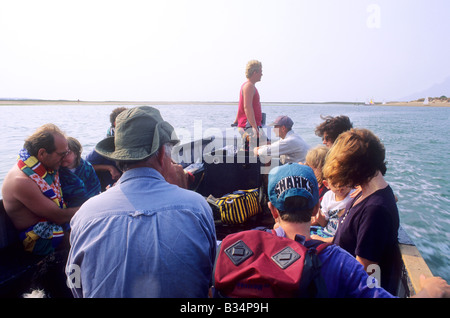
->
xmin=237 ymin=82 xmax=262 ymax=128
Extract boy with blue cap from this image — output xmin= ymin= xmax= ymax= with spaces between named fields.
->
xmin=266 ymin=164 xmax=397 ymax=297
xmin=215 ymin=163 xmax=450 ymax=297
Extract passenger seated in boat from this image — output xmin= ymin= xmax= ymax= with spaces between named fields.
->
xmin=254 ymin=115 xmax=310 ymax=164
xmin=1 ymin=124 xmax=79 ymax=255
xmin=323 ymin=128 xmax=401 ymax=295
xmin=66 ymin=106 xmax=216 ymax=298
xmin=304 ymin=145 xmax=329 ymax=202
xmin=59 ymin=137 xmax=101 ymax=207
xmin=310 ymin=180 xmax=354 ymax=240
xmin=85 ymin=107 xmax=127 ymax=191
xmin=106 ymin=107 xmax=127 ymax=138
xmin=315 ymin=115 xmax=353 ymax=148
xmin=85 ymin=149 xmax=121 ymax=191
xmin=266 ymin=164 xmax=395 ymax=297
xmin=215 ymin=163 xmax=450 ymax=298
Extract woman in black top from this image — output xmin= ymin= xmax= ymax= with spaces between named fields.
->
xmin=322 ymin=128 xmax=402 ymax=295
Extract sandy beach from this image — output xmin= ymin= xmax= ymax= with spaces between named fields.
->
xmin=383 ymin=100 xmax=450 ymax=107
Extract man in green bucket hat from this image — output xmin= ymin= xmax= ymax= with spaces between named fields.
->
xmin=66 ymin=106 xmax=217 ymax=298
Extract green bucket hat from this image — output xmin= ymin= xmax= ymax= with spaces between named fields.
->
xmin=95 ymin=106 xmax=179 ymax=162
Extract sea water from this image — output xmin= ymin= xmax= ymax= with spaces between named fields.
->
xmin=0 ymin=103 xmax=448 ymax=282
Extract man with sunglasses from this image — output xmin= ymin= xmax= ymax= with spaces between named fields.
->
xmin=2 ymin=123 xmax=79 ymax=255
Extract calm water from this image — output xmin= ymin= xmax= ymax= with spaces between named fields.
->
xmin=0 ymin=103 xmax=449 ymax=281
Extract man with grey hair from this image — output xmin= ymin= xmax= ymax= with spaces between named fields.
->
xmin=66 ymin=106 xmax=217 ymax=298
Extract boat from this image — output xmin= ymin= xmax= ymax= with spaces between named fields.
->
xmin=0 ymin=131 xmax=435 ymax=298
xmin=364 ymin=98 xmax=375 ymax=105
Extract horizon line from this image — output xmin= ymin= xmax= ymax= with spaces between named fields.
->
xmin=0 ymin=98 xmax=401 ymax=105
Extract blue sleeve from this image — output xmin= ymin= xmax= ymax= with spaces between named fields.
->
xmin=320 ymin=245 xmax=396 ymax=298
xmin=85 ymin=149 xmax=115 ymax=166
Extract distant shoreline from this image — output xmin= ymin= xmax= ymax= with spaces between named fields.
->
xmin=0 ymin=100 xmax=234 ymax=106
xmin=0 ymin=100 xmax=449 ymax=107
xmin=382 ymin=101 xmax=450 ymax=107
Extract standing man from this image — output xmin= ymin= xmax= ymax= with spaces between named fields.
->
xmin=2 ymin=124 xmax=79 ymax=255
xmin=66 ymin=106 xmax=217 ymax=298
xmin=234 ymin=60 xmax=264 ymax=139
xmin=254 ymin=115 xmax=311 ymax=164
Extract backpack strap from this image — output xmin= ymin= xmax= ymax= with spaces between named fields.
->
xmin=212 ymin=240 xmax=222 ymax=287
xmin=297 ymin=239 xmax=331 ymax=298
xmin=251 ymin=228 xmax=331 ymax=298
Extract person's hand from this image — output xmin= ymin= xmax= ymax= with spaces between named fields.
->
xmin=165 ymin=162 xmax=189 ymax=189
xmin=253 ymin=147 xmax=259 ymax=157
xmin=252 ymin=127 xmax=260 ymax=138
xmin=414 ymin=275 xmax=450 ymax=298
xmin=108 ymin=166 xmax=122 ymax=180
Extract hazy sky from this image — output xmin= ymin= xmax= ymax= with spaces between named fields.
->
xmin=1 ymin=0 xmax=449 ymax=102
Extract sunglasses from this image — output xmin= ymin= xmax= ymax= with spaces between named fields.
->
xmin=54 ymin=149 xmax=71 ymax=158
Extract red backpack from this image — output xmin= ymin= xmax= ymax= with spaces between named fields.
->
xmin=213 ymin=229 xmax=330 ymax=298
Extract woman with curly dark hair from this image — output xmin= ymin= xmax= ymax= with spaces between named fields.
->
xmin=322 ymin=128 xmax=402 ymax=295
xmin=315 ymin=115 xmax=353 ymax=148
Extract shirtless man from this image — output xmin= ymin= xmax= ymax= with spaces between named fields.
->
xmin=2 ymin=124 xmax=79 ymax=254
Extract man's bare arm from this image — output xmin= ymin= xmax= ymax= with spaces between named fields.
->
xmin=12 ymin=176 xmax=79 ymax=225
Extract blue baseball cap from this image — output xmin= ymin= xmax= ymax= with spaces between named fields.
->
xmin=268 ymin=163 xmax=319 ymax=211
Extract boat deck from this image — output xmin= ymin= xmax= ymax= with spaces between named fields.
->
xmin=0 ymin=192 xmax=435 ymax=298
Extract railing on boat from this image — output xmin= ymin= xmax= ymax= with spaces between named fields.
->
xmin=397 ymin=226 xmax=434 ymax=297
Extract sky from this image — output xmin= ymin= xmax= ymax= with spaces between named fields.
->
xmin=1 ymin=0 xmax=449 ymax=103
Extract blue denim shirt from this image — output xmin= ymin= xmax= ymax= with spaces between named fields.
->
xmin=66 ymin=167 xmax=217 ymax=298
